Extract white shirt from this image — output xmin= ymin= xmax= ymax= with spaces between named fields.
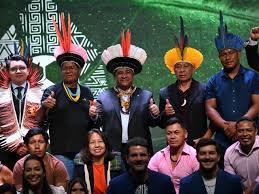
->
xmin=11 ymin=82 xmax=27 ymax=99
xmin=121 ymin=112 xmax=129 ymax=143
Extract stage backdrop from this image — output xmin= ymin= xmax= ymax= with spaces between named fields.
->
xmin=0 ymin=0 xmax=258 ymax=151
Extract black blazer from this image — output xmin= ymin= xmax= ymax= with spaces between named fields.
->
xmin=97 ymin=88 xmax=159 ymax=153
xmin=245 ymin=44 xmax=259 ymax=71
xmin=159 ymin=79 xmax=208 ymax=144
xmin=179 ymin=170 xmax=243 ymax=194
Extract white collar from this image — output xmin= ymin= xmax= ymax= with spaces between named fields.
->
xmin=11 ymin=81 xmax=27 ymax=89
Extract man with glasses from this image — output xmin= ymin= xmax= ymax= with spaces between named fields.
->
xmin=205 ymin=12 xmax=259 ymax=166
xmin=0 ymin=40 xmax=43 ymax=170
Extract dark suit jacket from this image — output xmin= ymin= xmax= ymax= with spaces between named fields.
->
xmin=97 ymin=88 xmax=159 ymax=153
xmin=107 ymin=170 xmax=176 ymax=194
xmin=179 ymin=170 xmax=243 ymax=194
xmin=159 ymin=79 xmax=208 ymax=144
xmin=246 ymin=44 xmax=259 ymax=71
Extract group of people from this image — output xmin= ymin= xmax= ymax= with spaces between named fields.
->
xmin=0 ymin=11 xmax=258 ymax=194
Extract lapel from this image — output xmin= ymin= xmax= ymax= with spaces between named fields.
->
xmin=111 ymin=88 xmax=122 ymax=122
xmin=166 ymin=84 xmax=181 ymax=110
xmin=214 ymin=169 xmax=224 ymax=194
xmin=129 ymin=88 xmax=140 ymax=122
xmin=187 ymin=80 xmax=202 ymax=107
xmin=194 ymin=171 xmax=208 ymax=194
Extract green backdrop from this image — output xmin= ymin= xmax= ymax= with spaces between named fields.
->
xmin=0 ymin=0 xmax=258 ymax=151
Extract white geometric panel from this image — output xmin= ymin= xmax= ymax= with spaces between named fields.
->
xmin=0 ymin=0 xmax=108 ymax=97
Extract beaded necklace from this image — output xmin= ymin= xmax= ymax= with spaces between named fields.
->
xmin=114 ymin=86 xmax=136 ymax=114
xmin=63 ymin=82 xmax=81 ymax=102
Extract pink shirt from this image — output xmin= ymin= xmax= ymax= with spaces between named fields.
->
xmin=224 ymin=136 xmax=259 ymax=188
xmin=148 ymin=143 xmax=199 ymax=194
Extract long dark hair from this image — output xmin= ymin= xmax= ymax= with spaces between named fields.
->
xmin=80 ymin=129 xmax=114 ymax=163
xmin=21 ymin=154 xmax=53 ymax=194
xmin=67 ymin=177 xmax=88 ymax=194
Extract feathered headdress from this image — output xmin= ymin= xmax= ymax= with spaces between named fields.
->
xmin=101 ymin=29 xmax=147 ymax=74
xmin=52 ymin=13 xmax=88 ymax=68
xmin=0 ymin=40 xmax=41 ymax=88
xmin=164 ymin=16 xmax=203 ymax=74
xmin=215 ymin=11 xmax=244 ymax=52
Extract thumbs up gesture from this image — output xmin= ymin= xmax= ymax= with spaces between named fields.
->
xmin=89 ymin=99 xmax=98 ymax=118
xmin=250 ymin=27 xmax=259 ymax=41
xmin=165 ymin=99 xmax=175 ymax=116
xmin=43 ymin=91 xmax=56 ymax=109
xmin=149 ymin=98 xmax=160 ymax=117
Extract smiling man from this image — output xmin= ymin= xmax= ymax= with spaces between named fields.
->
xmin=179 ymin=138 xmax=243 ymax=194
xmin=148 ymin=117 xmax=199 ymax=194
xmin=107 ymin=137 xmax=176 ymax=194
xmin=90 ymin=30 xmax=160 ymax=161
xmin=225 ymin=117 xmax=259 ymax=194
xmin=205 ymin=12 xmax=259 ymax=159
xmin=12 ymin=128 xmax=68 ymax=191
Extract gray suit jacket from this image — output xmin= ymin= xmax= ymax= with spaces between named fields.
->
xmin=97 ymin=88 xmax=159 ymax=153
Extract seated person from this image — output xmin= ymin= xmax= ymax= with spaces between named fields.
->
xmin=107 ymin=137 xmax=176 ymax=194
xmin=67 ymin=178 xmax=88 ymax=194
xmin=74 ymin=129 xmax=117 ymax=193
xmin=179 ymin=138 xmax=243 ymax=194
xmin=148 ymin=117 xmax=199 ymax=194
xmin=13 ymin=128 xmax=68 ymax=190
xmin=17 ymin=154 xmax=66 ymax=194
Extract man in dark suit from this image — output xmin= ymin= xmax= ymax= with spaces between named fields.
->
xmin=107 ymin=137 xmax=176 ymax=194
xmin=245 ymin=27 xmax=259 ymax=71
xmin=179 ymin=138 xmax=243 ymax=194
xmin=90 ymin=30 xmax=160 ymax=156
xmin=160 ymin=17 xmax=211 ymax=146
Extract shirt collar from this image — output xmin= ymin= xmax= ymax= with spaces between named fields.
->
xmin=220 ymin=65 xmax=245 ymax=78
xmin=162 ymin=143 xmax=192 ymax=156
xmin=11 ymin=81 xmax=27 ymax=90
xmin=234 ymin=136 xmax=259 ymax=155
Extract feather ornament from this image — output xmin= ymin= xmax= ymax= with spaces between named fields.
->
xmin=52 ymin=13 xmax=72 ymax=52
xmin=174 ymin=16 xmax=188 ymax=60
xmin=121 ymin=29 xmax=131 ymax=57
xmin=218 ymin=11 xmax=227 ymax=50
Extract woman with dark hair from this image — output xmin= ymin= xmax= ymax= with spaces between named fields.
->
xmin=74 ymin=129 xmax=118 ymax=194
xmin=67 ymin=178 xmax=88 ymax=194
xmin=17 ymin=155 xmax=66 ymax=194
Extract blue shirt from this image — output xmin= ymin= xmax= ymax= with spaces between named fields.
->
xmin=206 ymin=65 xmax=259 ymax=148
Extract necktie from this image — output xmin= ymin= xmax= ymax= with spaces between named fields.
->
xmin=16 ymin=86 xmax=23 ymax=100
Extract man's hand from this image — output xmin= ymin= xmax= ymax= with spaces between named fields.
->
xmin=42 ymin=91 xmax=56 ymax=109
xmin=89 ymin=99 xmax=98 ymax=118
xmin=165 ymin=99 xmax=175 ymax=116
xmin=250 ymin=27 xmax=259 ymax=41
xmin=223 ymin=121 xmax=236 ymax=139
xmin=149 ymin=98 xmax=160 ymax=117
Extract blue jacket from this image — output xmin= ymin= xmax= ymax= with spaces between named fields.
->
xmin=107 ymin=169 xmax=176 ymax=194
xmin=179 ymin=169 xmax=243 ymax=194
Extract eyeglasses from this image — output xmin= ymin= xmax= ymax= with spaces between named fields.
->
xmin=9 ymin=66 xmax=27 ymax=72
